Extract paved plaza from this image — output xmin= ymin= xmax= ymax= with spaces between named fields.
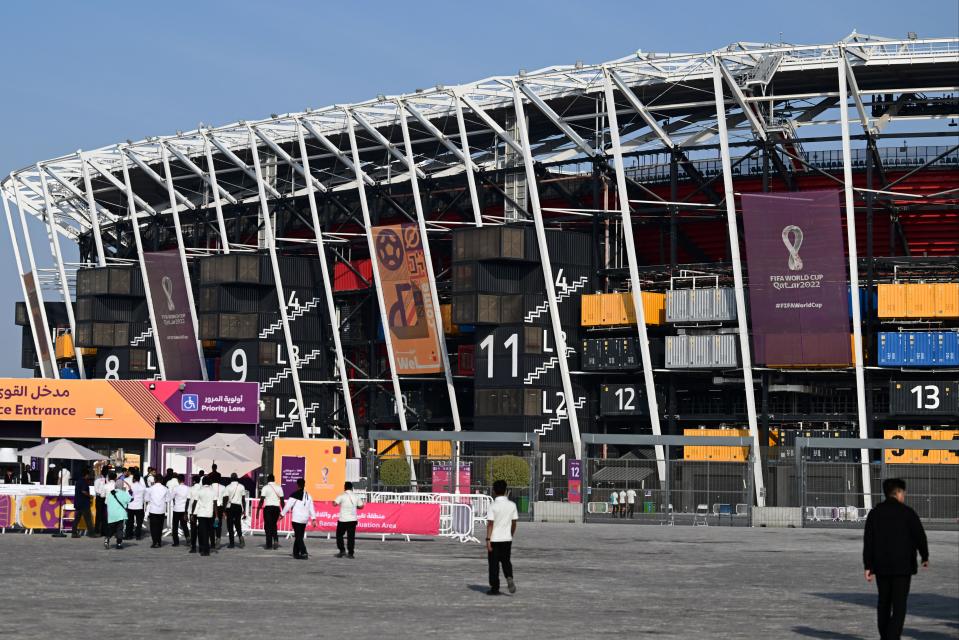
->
xmin=0 ymin=524 xmax=956 ymax=639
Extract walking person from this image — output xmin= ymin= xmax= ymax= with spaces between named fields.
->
xmin=626 ymin=487 xmax=637 ymax=519
xmin=258 ymin=474 xmax=284 ymax=550
xmin=485 ymin=480 xmax=518 ymax=596
xmin=188 ymin=474 xmax=203 ymax=554
xmin=170 ymin=474 xmax=190 ymax=547
xmin=224 ymin=473 xmax=247 ymax=549
xmin=145 ymin=476 xmax=170 ymax=548
xmin=333 ymin=482 xmax=364 ymax=559
xmin=191 ymin=476 xmax=216 ymax=557
xmin=93 ymin=466 xmax=110 ymax=537
xmin=618 ymin=489 xmax=627 ymax=519
xmin=863 ymin=478 xmax=930 ymax=640
xmin=71 ymin=469 xmax=94 ymax=538
xmin=609 ymin=489 xmax=618 ymax=517
xmin=125 ymin=471 xmax=146 ymax=540
xmin=211 ymin=478 xmax=225 ymax=550
xmin=280 ymin=478 xmax=315 ymax=560
xmin=104 ymin=473 xmax=130 ymax=550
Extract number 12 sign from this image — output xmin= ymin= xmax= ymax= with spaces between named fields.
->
xmin=568 ymin=459 xmax=582 ymax=503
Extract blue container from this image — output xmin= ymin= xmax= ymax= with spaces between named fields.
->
xmin=458 ymin=324 xmax=476 ymax=333
xmin=60 ymin=366 xmax=80 ymax=379
xmin=848 ymin=287 xmax=876 ymax=319
xmin=879 ymin=331 xmax=959 ymax=367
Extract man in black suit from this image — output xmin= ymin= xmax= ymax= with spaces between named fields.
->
xmin=863 ymin=478 xmax=929 ymax=640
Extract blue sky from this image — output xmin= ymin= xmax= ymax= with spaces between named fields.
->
xmin=0 ymin=0 xmax=956 ymax=377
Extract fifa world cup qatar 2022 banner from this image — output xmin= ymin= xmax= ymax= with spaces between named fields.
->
xmin=741 ymin=191 xmax=851 ymax=367
xmin=143 ymin=251 xmax=203 ymax=380
xmin=372 ymin=223 xmax=442 ymax=374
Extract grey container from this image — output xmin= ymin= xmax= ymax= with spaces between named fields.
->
xmin=666 ymin=287 xmax=737 ymax=323
xmin=665 ymin=334 xmax=738 ymax=368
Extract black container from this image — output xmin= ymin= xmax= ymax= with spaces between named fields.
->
xmin=580 ymin=336 xmax=664 ymax=371
xmin=452 ymin=261 xmax=541 ymax=294
xmin=76 ymin=266 xmax=145 ymax=297
xmin=198 ymin=285 xmax=278 ymax=313
xmin=74 ymin=322 xmax=131 ymax=348
xmin=889 ymin=380 xmax=958 ymax=416
xmin=599 ymin=383 xmax=647 ymax=416
xmin=218 ymin=341 xmax=261 ymax=382
xmin=199 ymin=313 xmax=258 ymax=341
xmin=89 ymin=348 xmax=160 ymax=379
xmin=77 ymin=297 xmax=149 ymax=323
xmin=453 ymin=226 xmax=530 ymax=262
xmin=20 ymin=327 xmax=35 ymax=370
xmin=15 ymin=301 xmax=69 ymax=328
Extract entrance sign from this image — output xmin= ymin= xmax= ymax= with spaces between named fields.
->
xmin=741 ymin=191 xmax=851 ymax=366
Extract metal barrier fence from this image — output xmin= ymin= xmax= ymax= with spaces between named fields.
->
xmin=796 ymin=438 xmax=959 ymax=529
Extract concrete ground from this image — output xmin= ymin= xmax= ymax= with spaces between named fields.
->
xmin=0 ymin=525 xmax=956 ymax=639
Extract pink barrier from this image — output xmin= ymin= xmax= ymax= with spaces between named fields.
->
xmin=249 ymin=499 xmax=440 ymax=536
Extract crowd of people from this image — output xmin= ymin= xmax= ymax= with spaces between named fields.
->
xmin=68 ymin=463 xmax=370 ymax=561
xmin=607 ymin=488 xmax=637 ymax=518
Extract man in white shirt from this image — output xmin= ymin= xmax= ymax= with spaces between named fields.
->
xmin=93 ymin=467 xmax=110 ymax=538
xmin=125 ymin=471 xmax=147 ymax=540
xmin=170 ymin=474 xmax=190 ymax=547
xmin=485 ymin=479 xmax=519 ymax=595
xmin=145 ymin=478 xmax=170 ymax=548
xmin=224 ymin=473 xmax=248 ymax=549
xmin=280 ymin=478 xmax=316 ymax=560
xmin=211 ymin=480 xmax=226 ymax=550
xmin=57 ymin=466 xmax=71 ymax=487
xmin=188 ymin=474 xmax=204 ymax=553
xmin=625 ymin=487 xmax=637 ymax=519
xmin=609 ymin=489 xmax=619 ymax=517
xmin=618 ymin=489 xmax=627 ymax=519
xmin=258 ymin=474 xmax=284 ymax=550
xmin=190 ymin=476 xmax=217 ymax=557
xmin=333 ymin=482 xmax=365 ymax=559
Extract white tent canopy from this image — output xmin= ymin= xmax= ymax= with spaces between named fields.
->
xmin=18 ymin=439 xmax=107 ymax=462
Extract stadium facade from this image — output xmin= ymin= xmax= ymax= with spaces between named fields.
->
xmin=2 ymin=33 xmax=958 ymax=508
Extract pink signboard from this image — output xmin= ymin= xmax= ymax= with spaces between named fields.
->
xmin=431 ymin=462 xmax=471 ymax=493
xmin=250 ymin=500 xmax=440 ymax=536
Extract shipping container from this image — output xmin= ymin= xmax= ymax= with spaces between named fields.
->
xmin=877 ymin=332 xmax=959 ymax=367
xmin=452 ymin=261 xmax=541 ymax=294
xmin=877 ymin=283 xmax=908 ymax=318
xmin=580 ymin=336 xmax=664 ymax=371
xmin=906 ymin=283 xmax=937 ymax=318
xmin=440 ymin=304 xmax=458 ymax=336
xmin=934 ymin=283 xmax=959 ymax=317
xmin=333 ymin=259 xmax=373 ymax=291
xmin=682 ymin=428 xmax=750 ymax=462
xmin=889 ymin=380 xmax=958 ymax=416
xmin=198 ymin=286 xmax=277 ymax=313
xmin=76 ymin=266 xmax=145 ymax=297
xmin=457 ymin=344 xmax=475 ymax=376
xmin=581 ymin=292 xmax=665 ymax=326
xmin=665 ymin=287 xmax=736 ymax=323
xmin=77 ymin=297 xmax=149 ymax=323
xmin=665 ymin=334 xmax=738 ymax=369
xmin=599 ymin=384 xmax=646 ymax=416
xmin=453 ymin=226 xmax=529 ymax=262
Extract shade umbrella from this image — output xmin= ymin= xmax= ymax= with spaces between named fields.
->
xmin=18 ymin=439 xmax=108 ymax=462
xmin=188 ymin=445 xmax=260 ymax=477
xmin=194 ymin=433 xmax=262 ymax=463
xmin=17 ymin=439 xmax=107 ymax=537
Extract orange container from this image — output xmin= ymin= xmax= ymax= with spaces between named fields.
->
xmin=582 ymin=292 xmax=664 ymax=326
xmin=938 ymin=430 xmax=959 ymax=465
xmin=580 ymin=294 xmax=603 ymax=326
xmin=934 ymin=283 xmax=959 ymax=318
xmin=905 ymin=283 xmax=937 ymax=318
xmin=877 ymin=283 xmax=908 ymax=318
xmin=440 ymin=304 xmax=458 ymax=335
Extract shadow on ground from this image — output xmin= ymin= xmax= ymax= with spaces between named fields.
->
xmin=812 ymin=591 xmax=959 ymax=623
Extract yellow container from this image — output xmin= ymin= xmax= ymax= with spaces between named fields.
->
xmin=601 ymin=293 xmax=635 ymax=326
xmin=377 ymin=440 xmax=418 ymax=458
xmin=683 ymin=428 xmax=748 ymax=462
xmin=905 ymin=283 xmax=937 ymax=318
xmin=884 ymin=429 xmax=915 ymax=464
xmin=426 ymin=440 xmax=453 ymax=459
xmin=440 ymin=304 xmax=458 ymax=335
xmin=54 ymin=334 xmax=74 ymax=360
xmin=877 ymin=283 xmax=908 ymax=318
xmin=934 ymin=283 xmax=959 ymax=318
xmin=580 ymin=294 xmax=604 ymax=326
xmin=641 ymin=292 xmax=666 ymax=325
xmin=913 ymin=431 xmax=941 ymax=465
xmin=938 ymin=430 xmax=959 ymax=465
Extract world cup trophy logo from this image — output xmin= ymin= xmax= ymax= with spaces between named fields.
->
xmin=161 ymin=275 xmax=176 ymax=311
xmin=781 ymin=225 xmax=804 ymax=271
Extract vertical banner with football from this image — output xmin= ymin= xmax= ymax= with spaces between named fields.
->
xmin=143 ymin=251 xmax=203 ymax=380
xmin=742 ymin=191 xmax=851 ymax=366
xmin=372 ymin=223 xmax=442 ymax=374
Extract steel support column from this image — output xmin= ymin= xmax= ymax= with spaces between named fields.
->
xmin=343 ymin=110 xmax=417 ymax=480
xmin=711 ymin=60 xmax=765 ymax=506
xmin=38 ymin=168 xmax=86 ymax=379
xmin=838 ymin=54 xmax=873 ymax=509
xmin=395 ymin=105 xmax=465 ymax=493
xmin=246 ymin=129 xmax=309 ymax=434
xmin=602 ymin=70 xmax=666 ymax=481
xmin=158 ymin=146 xmax=208 ymax=380
xmin=293 ymin=118 xmax=360 ymax=454
xmin=120 ymin=151 xmax=167 ymax=379
xmin=510 ymin=82 xmax=582 ymax=460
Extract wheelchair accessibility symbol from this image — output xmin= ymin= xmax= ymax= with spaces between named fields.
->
xmin=181 ymin=394 xmax=199 ymax=412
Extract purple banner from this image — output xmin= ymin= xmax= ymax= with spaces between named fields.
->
xmin=143 ymin=251 xmax=203 ymax=380
xmin=151 ymin=381 xmax=260 ymax=424
xmin=742 ymin=191 xmax=851 ymax=366
xmin=280 ymin=456 xmax=306 ymax=496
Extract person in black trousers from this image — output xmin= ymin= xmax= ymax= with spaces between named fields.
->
xmin=863 ymin=478 xmax=930 ymax=640
xmin=71 ymin=469 xmax=94 ymax=537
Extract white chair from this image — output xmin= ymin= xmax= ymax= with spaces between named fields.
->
xmin=694 ymin=504 xmax=709 ymax=526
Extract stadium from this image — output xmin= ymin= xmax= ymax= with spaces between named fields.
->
xmin=2 ymin=31 xmax=958 ymax=529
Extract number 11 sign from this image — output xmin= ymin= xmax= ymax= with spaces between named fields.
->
xmin=568 ymin=459 xmax=582 ymax=503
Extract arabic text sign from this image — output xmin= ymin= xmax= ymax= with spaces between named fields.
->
xmin=143 ymin=251 xmax=203 ymax=380
xmin=741 ymin=191 xmax=851 ymax=366
xmin=0 ymin=379 xmax=260 ymax=438
xmin=372 ymin=224 xmax=442 ymax=374
xmin=308 ymin=502 xmax=441 ymax=536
